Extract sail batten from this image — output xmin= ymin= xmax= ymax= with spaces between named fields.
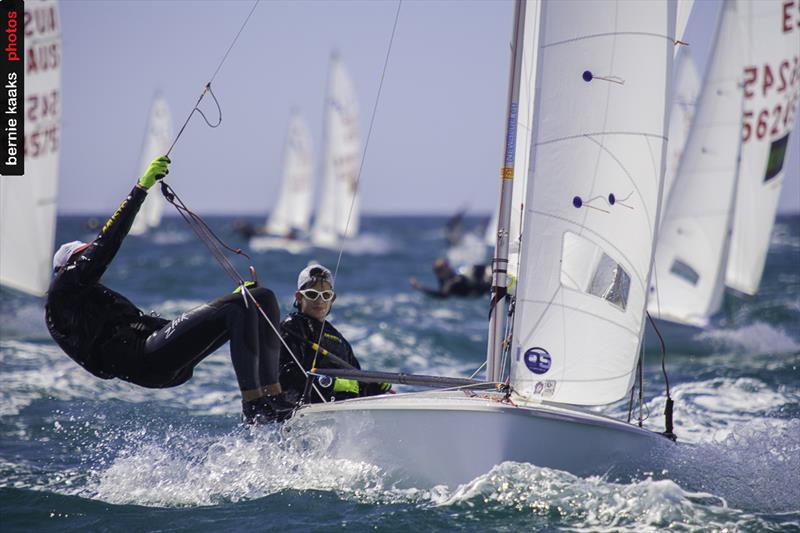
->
xmin=508 ymin=0 xmax=675 ymax=406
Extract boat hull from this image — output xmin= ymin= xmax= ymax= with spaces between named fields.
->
xmin=284 ymin=391 xmax=672 ymax=487
xmin=249 ymin=235 xmax=309 ymax=254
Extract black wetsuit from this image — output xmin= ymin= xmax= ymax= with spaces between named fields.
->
xmin=45 ymin=185 xmax=281 ymax=392
xmin=278 ymin=312 xmax=387 ymax=403
xmin=415 ymin=265 xmax=491 ymax=299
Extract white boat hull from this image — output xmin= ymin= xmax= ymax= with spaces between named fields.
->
xmin=284 ymin=391 xmax=673 ymax=487
xmin=249 ymin=235 xmax=309 ymax=254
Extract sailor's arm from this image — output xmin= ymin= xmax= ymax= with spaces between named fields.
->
xmin=73 ymin=156 xmax=170 ymax=285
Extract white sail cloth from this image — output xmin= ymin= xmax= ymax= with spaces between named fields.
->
xmin=661 ymin=48 xmax=700 ymax=211
xmin=0 ymin=0 xmax=61 ymax=296
xmin=649 ymin=0 xmax=745 ymax=327
xmin=509 ymin=0 xmax=674 ymax=406
xmin=266 ymin=113 xmax=314 ymax=236
xmin=130 ymin=95 xmax=173 ymax=236
xmin=725 ymin=0 xmax=800 ymax=295
xmin=311 ymin=54 xmax=361 ymax=248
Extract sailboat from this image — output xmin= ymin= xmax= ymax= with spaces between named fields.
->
xmin=649 ymin=0 xmax=800 ymax=328
xmin=0 ymin=0 xmax=61 ymax=296
xmin=249 ymin=113 xmax=314 ymax=254
xmin=310 ymin=53 xmax=362 ymax=249
xmin=286 ymin=0 xmax=678 ymax=487
xmin=129 ymin=95 xmax=173 ymax=236
xmin=648 ymin=1 xmax=744 ymax=328
xmin=725 ymin=0 xmax=800 ymax=295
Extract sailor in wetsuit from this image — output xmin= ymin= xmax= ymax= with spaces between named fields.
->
xmin=278 ymin=264 xmax=391 ymax=403
xmin=45 ymin=156 xmax=293 ymax=423
xmin=409 ymin=258 xmax=491 ymax=298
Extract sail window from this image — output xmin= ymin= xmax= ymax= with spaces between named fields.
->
xmin=669 ymin=259 xmax=699 ymax=286
xmin=764 ymin=133 xmax=789 ymax=182
xmin=560 ymin=232 xmax=630 ymax=311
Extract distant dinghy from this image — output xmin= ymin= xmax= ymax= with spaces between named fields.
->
xmin=311 ymin=53 xmax=362 ymax=249
xmin=649 ymin=1 xmax=744 ymax=327
xmin=130 ymin=95 xmax=173 ymax=236
xmin=250 ymin=113 xmax=314 ymax=254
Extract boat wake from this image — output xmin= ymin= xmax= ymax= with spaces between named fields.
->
xmin=339 ymin=233 xmax=393 ymax=255
xmin=694 ymin=321 xmax=800 ymax=354
xmin=36 ymin=416 xmax=795 ymax=531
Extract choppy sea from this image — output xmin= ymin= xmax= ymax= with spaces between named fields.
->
xmin=1 ymin=213 xmax=798 ymax=532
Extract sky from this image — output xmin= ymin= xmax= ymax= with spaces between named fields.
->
xmin=57 ymin=0 xmax=799 ymax=216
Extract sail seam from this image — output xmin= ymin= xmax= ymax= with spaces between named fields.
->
xmin=543 ymin=31 xmax=673 ymax=49
xmin=535 ymin=131 xmax=666 ymax=146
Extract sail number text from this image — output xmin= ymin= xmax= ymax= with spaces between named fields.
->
xmin=742 ymin=55 xmax=800 ymax=143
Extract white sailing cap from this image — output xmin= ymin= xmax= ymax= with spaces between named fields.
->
xmin=53 ymin=240 xmax=90 ymax=270
xmin=297 ymin=264 xmax=333 ymax=290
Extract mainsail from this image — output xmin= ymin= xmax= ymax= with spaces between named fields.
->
xmin=662 ymin=48 xmax=700 ymax=210
xmin=725 ymin=0 xmax=800 ymax=295
xmin=265 ymin=113 xmax=314 ymax=236
xmin=0 ymin=0 xmax=61 ymax=296
xmin=311 ymin=54 xmax=361 ymax=248
xmin=130 ymin=95 xmax=173 ymax=236
xmin=508 ymin=0 xmax=674 ymax=405
xmin=649 ymin=0 xmax=745 ymax=327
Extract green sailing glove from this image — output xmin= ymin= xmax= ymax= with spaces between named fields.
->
xmin=138 ymin=156 xmax=170 ymax=190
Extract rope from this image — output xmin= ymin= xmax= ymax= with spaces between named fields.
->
xmin=166 ymin=0 xmax=260 ymax=158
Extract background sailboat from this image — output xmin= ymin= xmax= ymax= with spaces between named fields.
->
xmin=725 ymin=0 xmax=800 ymax=295
xmin=250 ymin=113 xmax=314 ymax=254
xmin=129 ymin=95 xmax=173 ymax=236
xmin=0 ymin=0 xmax=61 ymax=296
xmin=288 ymin=0 xmax=677 ymax=487
xmin=311 ymin=53 xmax=362 ymax=249
xmin=648 ymin=1 xmax=744 ymax=327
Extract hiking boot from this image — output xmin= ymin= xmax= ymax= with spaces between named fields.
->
xmin=241 ymin=393 xmax=296 ymax=424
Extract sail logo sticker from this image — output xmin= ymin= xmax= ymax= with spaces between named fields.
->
xmin=524 ymin=347 xmax=551 ymax=375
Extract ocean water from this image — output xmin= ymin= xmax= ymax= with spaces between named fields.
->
xmin=1 ymin=214 xmax=798 ymax=532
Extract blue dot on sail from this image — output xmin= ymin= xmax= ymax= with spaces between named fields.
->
xmin=608 ymin=193 xmax=616 ymax=205
xmin=573 ymin=196 xmax=583 ymax=208
xmin=582 ymin=70 xmax=593 ymax=82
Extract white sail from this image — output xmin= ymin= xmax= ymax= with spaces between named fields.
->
xmin=648 ymin=1 xmax=745 ymax=327
xmin=266 ymin=113 xmax=314 ymax=236
xmin=311 ymin=54 xmax=361 ymax=248
xmin=130 ymin=95 xmax=173 ymax=236
xmin=0 ymin=0 xmax=61 ymax=296
xmin=509 ymin=0 xmax=674 ymax=405
xmin=662 ymin=48 xmax=700 ymax=209
xmin=725 ymin=0 xmax=800 ymax=295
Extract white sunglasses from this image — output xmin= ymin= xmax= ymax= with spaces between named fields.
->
xmin=298 ymin=289 xmax=335 ymax=302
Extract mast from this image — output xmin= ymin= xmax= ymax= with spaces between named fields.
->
xmin=486 ymin=0 xmax=527 ymax=382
